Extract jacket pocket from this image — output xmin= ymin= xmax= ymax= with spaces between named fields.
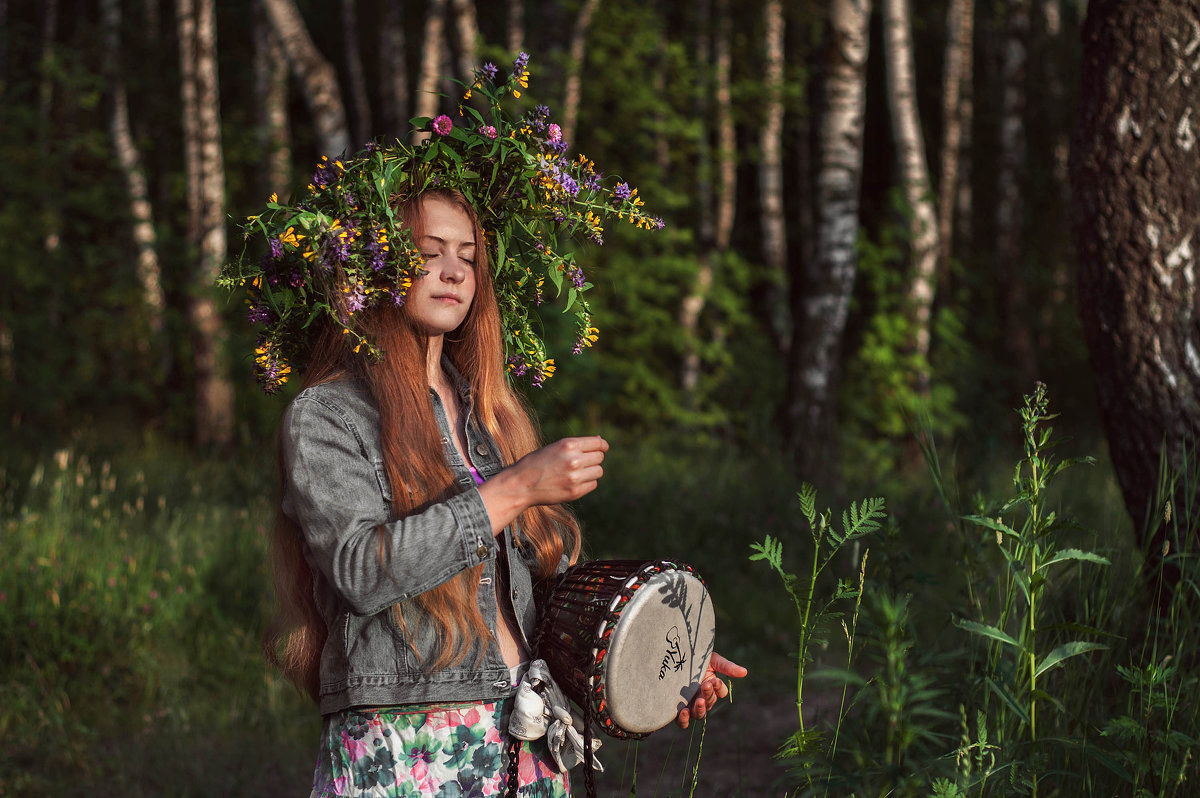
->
xmin=373 ymin=461 xmax=393 ymax=505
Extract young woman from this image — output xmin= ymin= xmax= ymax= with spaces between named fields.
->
xmin=265 ymin=188 xmax=745 ymax=797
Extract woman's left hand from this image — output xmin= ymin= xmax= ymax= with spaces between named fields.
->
xmin=676 ymin=652 xmax=748 ymax=729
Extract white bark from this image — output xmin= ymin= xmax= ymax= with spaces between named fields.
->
xmin=261 ymin=0 xmax=351 ymax=158
xmin=759 ymin=0 xmax=787 ymax=349
xmin=562 ymin=0 xmax=601 ymax=145
xmin=883 ymin=0 xmax=940 ymax=376
xmin=414 ymin=0 xmax=449 ymax=143
xmin=785 ymin=0 xmax=871 ymax=463
xmin=103 ymin=0 xmax=166 ymax=344
xmin=450 ymin=0 xmax=480 ymax=85
xmin=937 ymin=0 xmax=972 ymax=268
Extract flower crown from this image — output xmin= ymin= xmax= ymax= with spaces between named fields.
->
xmin=218 ymin=53 xmax=663 ymax=393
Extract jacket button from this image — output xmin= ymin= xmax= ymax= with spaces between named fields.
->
xmin=475 ymin=443 xmax=489 ymax=456
xmin=477 ymin=544 xmax=489 ymax=560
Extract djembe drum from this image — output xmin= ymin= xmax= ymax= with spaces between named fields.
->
xmin=535 ymin=559 xmax=717 ymax=740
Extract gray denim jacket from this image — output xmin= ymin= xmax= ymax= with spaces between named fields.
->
xmin=280 ymin=364 xmax=554 ymax=715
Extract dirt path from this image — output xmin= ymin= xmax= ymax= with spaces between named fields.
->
xmin=584 ymin=692 xmax=805 ymax=797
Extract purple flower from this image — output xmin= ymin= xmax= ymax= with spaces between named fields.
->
xmin=513 ymin=52 xmax=530 ymax=76
xmin=364 ymin=141 xmax=379 ymax=153
xmin=313 ymin=163 xmax=334 ymax=189
xmin=343 ymin=191 xmax=358 ymax=208
xmin=653 ymin=216 xmax=666 ymax=230
xmin=269 ymin=237 xmax=283 ymax=260
xmin=546 ymin=139 xmax=568 ymax=156
xmin=613 ymin=182 xmax=632 ymax=201
xmin=583 ymin=172 xmax=603 ymax=193
xmin=478 ymin=125 xmax=498 ymax=139
xmin=482 ymin=62 xmax=498 ymax=82
xmin=345 ymin=281 xmax=367 ymax=315
xmin=572 ymin=338 xmax=585 ymax=355
xmin=569 ymin=266 xmax=586 ymax=289
xmin=246 ymin=302 xmax=274 ymax=325
xmin=507 ymin=355 xmax=529 ymax=377
xmin=558 ymin=173 xmax=579 ymax=197
xmin=547 ymin=124 xmax=562 ymax=143
xmin=432 ymin=114 xmax=453 ymax=136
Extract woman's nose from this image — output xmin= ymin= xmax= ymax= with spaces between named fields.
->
xmin=439 ymin=259 xmax=466 ymax=283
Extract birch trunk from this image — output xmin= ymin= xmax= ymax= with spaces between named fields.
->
xmin=937 ymin=0 xmax=973 ymax=268
xmin=561 ymin=0 xmax=601 ymax=145
xmin=414 ymin=0 xmax=448 ymax=143
xmin=39 ymin=0 xmax=60 ymax=255
xmin=254 ymin=0 xmax=291 ymax=195
xmin=759 ymin=0 xmax=788 ymax=352
xmin=681 ymin=0 xmax=733 ymax=395
xmin=784 ymin=0 xmax=871 ymax=473
xmin=997 ymin=0 xmax=1037 ymax=382
xmin=341 ymin=0 xmax=372 ymax=147
xmin=1071 ymin=0 xmax=1200 ymax=557
xmin=179 ymin=0 xmax=234 ymax=446
xmin=103 ymin=0 xmax=167 ymax=350
xmin=507 ymin=0 xmax=524 ymax=55
xmin=450 ymin=0 xmax=480 ymax=84
xmin=883 ymin=0 xmax=940 ymax=387
xmin=261 ymin=0 xmax=350 ymax=158
xmin=380 ymin=2 xmax=408 ymax=138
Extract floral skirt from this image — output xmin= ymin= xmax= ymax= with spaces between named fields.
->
xmin=310 ymin=699 xmax=570 ymax=798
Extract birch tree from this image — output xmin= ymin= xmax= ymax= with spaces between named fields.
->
xmin=103 ymin=0 xmax=167 ymax=355
xmin=261 ymin=0 xmax=350 ymax=158
xmin=414 ymin=0 xmax=449 ymax=143
xmin=883 ymin=0 xmax=939 ymax=388
xmin=508 ymin=0 xmax=524 ymax=55
xmin=450 ymin=0 xmax=480 ymax=84
xmin=341 ymin=0 xmax=372 ymax=147
xmin=997 ymin=0 xmax=1037 ymax=382
xmin=937 ymin=0 xmax=973 ymax=269
xmin=759 ymin=0 xmax=788 ymax=352
xmin=561 ymin=0 xmax=602 ymax=146
xmin=178 ymin=0 xmax=233 ymax=446
xmin=254 ymin=0 xmax=291 ymax=195
xmin=1071 ymin=0 xmax=1200 ymax=552
xmin=784 ymin=0 xmax=871 ymax=472
xmin=380 ymin=2 xmax=408 ymax=138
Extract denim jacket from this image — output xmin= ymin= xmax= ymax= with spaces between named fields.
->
xmin=280 ymin=364 xmax=557 ymax=715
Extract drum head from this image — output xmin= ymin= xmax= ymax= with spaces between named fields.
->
xmin=602 ymin=569 xmax=716 ymax=734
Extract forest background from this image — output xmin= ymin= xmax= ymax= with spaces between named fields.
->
xmin=4 ymin=0 xmax=1199 ymax=796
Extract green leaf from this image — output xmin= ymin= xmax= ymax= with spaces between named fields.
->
xmin=986 ymin=676 xmax=1031 ymax=727
xmin=1034 ymin=641 xmax=1107 ymax=679
xmin=963 ymin=514 xmax=1020 ymax=540
xmin=955 ymin=619 xmax=1021 ymax=650
xmin=1036 ymin=549 xmax=1111 ymax=571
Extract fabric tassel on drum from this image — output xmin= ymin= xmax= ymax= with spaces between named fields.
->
xmin=509 ymin=659 xmax=603 ymax=773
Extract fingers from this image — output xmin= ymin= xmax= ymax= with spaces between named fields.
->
xmin=709 ymin=652 xmax=749 ymax=679
xmin=676 ymin=707 xmax=690 ymax=729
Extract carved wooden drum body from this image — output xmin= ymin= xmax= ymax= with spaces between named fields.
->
xmin=536 ymin=559 xmax=717 ymax=740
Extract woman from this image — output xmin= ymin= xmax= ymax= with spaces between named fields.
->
xmin=227 ymin=57 xmax=746 ymax=798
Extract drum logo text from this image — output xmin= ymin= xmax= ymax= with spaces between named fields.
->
xmin=659 ymin=626 xmax=686 ymax=680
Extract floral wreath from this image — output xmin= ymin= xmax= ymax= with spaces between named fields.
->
xmin=218 ymin=53 xmax=663 ymax=393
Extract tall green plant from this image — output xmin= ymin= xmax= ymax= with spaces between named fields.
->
xmin=956 ymin=383 xmax=1108 ymax=796
xmin=749 ymin=484 xmax=885 ymax=786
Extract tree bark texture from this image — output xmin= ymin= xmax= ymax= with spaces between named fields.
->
xmin=937 ymin=0 xmax=973 ymax=269
xmin=997 ymin=0 xmax=1038 ymax=383
xmin=1071 ymin=0 xmax=1200 ymax=545
xmin=341 ymin=0 xmax=372 ymax=147
xmin=508 ymin=0 xmax=524 ymax=55
xmin=562 ymin=0 xmax=601 ymax=146
xmin=103 ymin=0 xmax=167 ymax=349
xmin=883 ymin=0 xmax=940 ymax=387
xmin=179 ymin=0 xmax=234 ymax=446
xmin=759 ymin=0 xmax=788 ymax=352
xmin=785 ymin=0 xmax=871 ymax=475
xmin=414 ymin=0 xmax=449 ymax=143
xmin=450 ymin=0 xmax=480 ymax=85
xmin=380 ymin=2 xmax=408 ymax=138
xmin=261 ymin=0 xmax=350 ymax=158
xmin=254 ymin=0 xmax=291 ymax=196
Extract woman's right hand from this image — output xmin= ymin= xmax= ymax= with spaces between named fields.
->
xmin=477 ymin=436 xmax=608 ymax=535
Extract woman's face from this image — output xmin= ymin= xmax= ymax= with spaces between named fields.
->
xmin=406 ymin=195 xmax=478 ymax=337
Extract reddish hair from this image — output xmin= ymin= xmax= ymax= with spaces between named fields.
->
xmin=264 ymin=189 xmax=581 ymax=699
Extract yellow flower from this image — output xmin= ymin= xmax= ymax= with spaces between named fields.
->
xmin=269 ymin=192 xmax=278 ymax=203
xmin=279 ymin=227 xmax=305 ymax=247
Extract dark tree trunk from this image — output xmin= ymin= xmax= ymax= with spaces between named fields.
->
xmin=1071 ymin=0 xmax=1200 ymax=552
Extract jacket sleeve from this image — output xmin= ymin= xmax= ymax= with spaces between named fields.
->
xmin=280 ymin=394 xmax=499 ymax=616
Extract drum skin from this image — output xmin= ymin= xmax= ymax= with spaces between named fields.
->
xmin=536 ymin=560 xmax=717 ymax=739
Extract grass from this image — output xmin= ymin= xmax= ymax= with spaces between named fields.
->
xmin=3 ymin=386 xmax=1197 ymax=796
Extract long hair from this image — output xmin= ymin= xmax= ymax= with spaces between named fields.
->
xmin=263 ymin=189 xmax=582 ymax=700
